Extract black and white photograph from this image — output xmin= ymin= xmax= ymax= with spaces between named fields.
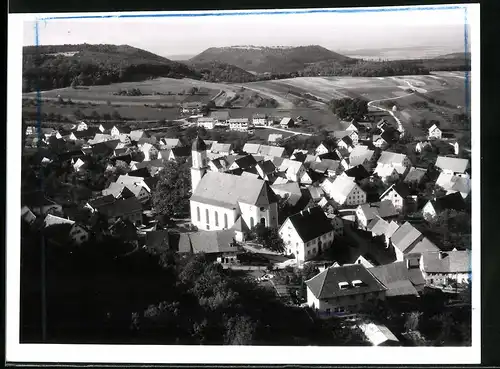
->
xmin=7 ymin=3 xmax=480 ymax=365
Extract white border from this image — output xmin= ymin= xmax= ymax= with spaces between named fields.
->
xmin=7 ymin=4 xmax=481 ymax=364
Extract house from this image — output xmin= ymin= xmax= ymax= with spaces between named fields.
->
xmin=68 ymin=223 xmax=91 ymax=245
xmin=208 ymin=157 xmax=230 ymax=173
xmin=139 ymin=142 xmax=159 ymax=161
xmin=349 ymin=146 xmax=376 ymax=171
xmin=98 ymin=197 xmax=143 ymax=226
xmin=333 ymin=130 xmax=359 ymax=146
xmin=428 ymin=124 xmax=442 ymax=140
xmin=271 ymin=182 xmax=302 ymax=207
xmin=435 ymin=172 xmax=471 ymax=199
xmin=268 ymin=134 xmax=283 ymax=143
xmin=229 ymin=118 xmax=251 ymax=131
xmin=178 ymin=230 xmax=242 ymax=264
xmin=190 ymin=169 xmax=279 ymax=231
xmin=321 ymin=176 xmax=367 ymax=207
xmin=315 ymin=141 xmax=336 ymax=156
xmin=376 ymin=151 xmax=411 ymax=175
xmin=328 ymin=214 xmax=344 ymax=236
xmin=279 ymin=207 xmax=334 ymax=264
xmin=144 ymin=230 xmax=171 ymax=253
xmin=98 ymin=122 xmax=115 ymax=134
xmin=129 ymin=130 xmax=148 ymax=142
xmin=434 ymin=156 xmax=469 ymax=176
xmin=111 ymin=125 xmax=131 ymax=137
xmin=252 ymin=113 xmax=268 ymax=126
xmin=242 ymin=143 xmax=261 ymax=155
xmin=307 ymin=186 xmax=325 ymax=202
xmin=228 ymin=154 xmax=258 ymax=172
xmin=91 ymin=140 xmax=120 ymax=157
xmin=373 ymin=129 xmax=399 ymax=149
xmin=21 ymin=206 xmax=37 ymax=225
xmin=44 ymin=214 xmax=91 ymax=245
xmin=379 ymin=182 xmax=412 ymax=213
xmin=280 ymin=117 xmax=294 ymax=128
xmin=339 ymin=119 xmax=359 ymax=132
xmin=368 ymin=261 xmax=426 ymax=297
xmin=309 ymin=160 xmax=341 ymax=178
xmin=420 ymin=250 xmax=471 ymax=286
xmin=336 ymin=135 xmax=355 ymax=153
xmin=374 ymin=165 xmax=400 ymax=183
xmin=343 ymin=165 xmax=370 ymax=182
xmin=168 ymin=146 xmax=191 ymax=161
xmin=85 ymin=195 xmax=116 ymax=213
xmin=404 ymin=167 xmax=427 ymax=186
xmin=421 ymin=192 xmax=466 ymax=221
xmin=415 ymin=141 xmax=432 ymax=153
xmin=73 ymin=157 xmax=90 ymax=172
xmin=382 ymin=220 xmax=400 ymax=247
xmin=255 ymin=160 xmax=276 ymax=180
xmin=390 ymin=222 xmax=440 ymax=262
xmin=210 ymin=142 xmax=232 ymax=156
xmin=161 ymin=138 xmax=182 ymax=149
xmin=103 ymin=181 xmax=150 ymax=204
xmin=22 ymin=191 xmax=62 ymax=216
xmin=102 ymin=183 xmax=136 ymax=200
xmin=276 ymin=159 xmax=307 ymax=183
xmin=358 ymin=323 xmax=400 ymax=346
xmin=197 ymin=117 xmax=215 ymax=130
xmin=157 ymin=150 xmax=171 ymax=161
xmin=305 ymin=264 xmax=387 ymax=316
xmin=181 ymin=101 xmax=204 ymax=114
xmin=356 ymin=200 xmax=398 ymax=229
xmin=257 ymin=145 xmax=286 ymax=158
xmin=209 ymin=110 xmax=231 ymax=125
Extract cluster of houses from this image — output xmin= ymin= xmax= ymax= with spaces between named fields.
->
xmin=22 ymin=113 xmax=472 ymax=320
xmin=194 ymin=110 xmax=297 ymax=132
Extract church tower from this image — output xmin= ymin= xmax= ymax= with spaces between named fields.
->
xmin=191 ymin=136 xmax=208 ymax=193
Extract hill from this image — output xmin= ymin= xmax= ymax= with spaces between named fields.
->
xmin=22 ymin=44 xmax=202 ymax=92
xmin=189 ymin=45 xmax=355 ymax=74
xmin=188 ymin=61 xmax=257 ymax=83
xmin=434 ymin=52 xmax=471 ymax=60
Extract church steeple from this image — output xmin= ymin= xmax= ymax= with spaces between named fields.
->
xmin=191 ymin=136 xmax=208 ymax=192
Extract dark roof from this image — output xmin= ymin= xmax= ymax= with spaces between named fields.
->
xmin=109 ymin=218 xmax=138 ymax=239
xmin=292 ymin=152 xmax=308 ymax=163
xmin=57 ymin=150 xmax=85 ymax=162
xmin=22 ymin=191 xmax=59 ymax=208
xmin=100 ymin=122 xmax=115 ymax=130
xmin=99 ymin=197 xmax=143 ymax=218
xmin=128 ymin=167 xmax=151 ymax=178
xmin=369 ymin=262 xmax=425 ymax=297
xmin=192 ymin=136 xmax=207 ymax=152
xmin=319 ymin=151 xmax=342 ymax=161
xmin=344 ymin=165 xmax=370 ymax=181
xmin=145 ymin=230 xmax=170 ymax=250
xmin=87 ymin=195 xmax=116 ymax=209
xmin=286 ymin=206 xmax=334 ymax=243
xmin=380 ymin=129 xmax=398 ymax=144
xmin=234 ymin=155 xmax=258 ymax=170
xmin=91 ymin=140 xmax=119 ymax=156
xmin=170 ymin=146 xmax=192 ymax=158
xmin=380 ymin=182 xmax=411 ymax=200
xmin=111 ymin=154 xmax=133 ymax=165
xmin=143 ymin=177 xmax=159 ymax=190
xmin=116 ymin=126 xmax=131 ymax=134
xmin=72 ymin=130 xmax=91 ymax=139
xmin=134 ymin=159 xmax=165 ymax=170
xmin=340 ymin=135 xmax=353 ymax=146
xmin=430 ymin=192 xmax=466 ymax=213
xmin=306 ymin=264 xmax=387 ymax=299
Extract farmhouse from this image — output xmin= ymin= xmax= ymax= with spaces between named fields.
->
xmin=279 ymin=207 xmax=334 ymax=265
xmin=434 ymin=156 xmax=469 ymax=176
xmin=379 ymin=182 xmax=412 ymax=213
xmin=280 ymin=117 xmax=294 ymax=128
xmin=374 ymin=165 xmax=400 ymax=183
xmin=333 ymin=130 xmax=359 ymax=146
xmin=321 ymin=176 xmax=367 ymax=207
xmin=420 ymin=250 xmax=471 ymax=286
xmin=111 ymin=125 xmax=131 ymax=136
xmin=229 ymin=118 xmax=251 ymax=131
xmin=389 ymin=222 xmax=440 ymax=262
xmin=421 ymin=192 xmax=466 ymax=221
xmin=348 ymin=145 xmax=376 ymax=170
xmin=305 ymin=264 xmax=387 ymax=316
xmin=252 ymin=113 xmax=268 ymax=126
xmin=376 ymin=151 xmax=411 ymax=175
xmin=368 ymin=261 xmax=426 ymax=297
xmin=315 ymin=141 xmax=336 ymax=156
xmin=99 ymin=122 xmax=115 ymax=134
xmin=197 ymin=117 xmax=215 ymax=130
xmin=209 ymin=110 xmax=231 ymax=125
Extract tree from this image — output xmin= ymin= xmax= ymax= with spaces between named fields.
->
xmin=152 ymin=160 xmax=191 ymax=221
xmin=188 ymin=87 xmax=199 ymax=95
xmin=248 ymin=224 xmax=285 ymax=253
xmin=112 ymin=110 xmax=121 ymax=120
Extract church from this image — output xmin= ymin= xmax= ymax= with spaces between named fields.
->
xmin=190 ymin=136 xmax=279 ymax=233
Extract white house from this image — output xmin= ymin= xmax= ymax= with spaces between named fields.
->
xmin=428 ymin=124 xmax=442 ymax=140
xmin=229 ymin=118 xmax=251 ymax=131
xmin=379 ymin=183 xmax=412 ymax=213
xmin=252 ymin=113 xmax=268 ymax=126
xmin=374 ymin=165 xmax=400 ymax=183
xmin=278 ymin=159 xmax=307 ymax=183
xmin=333 ymin=130 xmax=359 ymax=146
xmin=190 ymin=138 xmax=279 ymax=232
xmin=315 ymin=141 xmax=336 ymax=156
xmin=279 ymin=207 xmax=335 ymax=265
xmin=197 ymin=117 xmax=215 ymax=130
xmin=280 ymin=117 xmax=294 ymax=128
xmin=434 ymin=156 xmax=469 ymax=176
xmin=209 ymin=110 xmax=231 ymax=126
xmin=139 ymin=142 xmax=159 ymax=161
xmin=305 ymin=264 xmax=387 ymax=316
xmin=435 ymin=172 xmax=471 ymax=199
xmin=356 ymin=200 xmax=398 ymax=229
xmin=390 ymin=222 xmax=440 ymax=262
xmin=349 ymin=146 xmax=375 ymax=171
xmin=321 ymin=176 xmax=367 ymax=206
xmin=421 ymin=192 xmax=466 ymax=221
xmin=76 ymin=121 xmax=88 ymax=131
xmin=420 ymin=250 xmax=471 ymax=286
xmin=376 ymin=151 xmax=411 ymax=175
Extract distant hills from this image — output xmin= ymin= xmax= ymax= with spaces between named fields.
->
xmin=189 ymin=45 xmax=356 ymax=74
xmin=22 ymin=43 xmax=471 ymax=92
xmin=434 ymin=52 xmax=471 ymax=60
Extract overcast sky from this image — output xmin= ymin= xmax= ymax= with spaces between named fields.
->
xmin=23 ymin=7 xmax=470 ymax=57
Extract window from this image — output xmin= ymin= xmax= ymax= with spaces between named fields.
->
xmin=206 ymin=209 xmax=210 ymax=224
xmin=307 ymin=250 xmax=310 ymax=255
xmin=215 ymin=211 xmax=219 ymax=227
xmin=250 ymin=217 xmax=255 ymax=228
xmin=224 ymin=213 xmax=228 ymax=228
xmin=260 ymin=207 xmax=265 ymax=211
xmin=197 ymin=207 xmax=200 ymax=222
xmin=260 ymin=217 xmax=266 ymax=226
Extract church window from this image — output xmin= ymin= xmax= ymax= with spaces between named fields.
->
xmin=215 ymin=211 xmax=219 ymax=227
xmin=197 ymin=207 xmax=200 ymax=222
xmin=260 ymin=217 xmax=266 ymax=226
xmin=206 ymin=209 xmax=210 ymax=224
xmin=224 ymin=214 xmax=228 ymax=228
xmin=250 ymin=217 xmax=255 ymax=228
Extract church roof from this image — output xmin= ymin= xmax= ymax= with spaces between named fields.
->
xmin=192 ymin=136 xmax=207 ymax=152
xmin=190 ymin=172 xmax=278 ymax=209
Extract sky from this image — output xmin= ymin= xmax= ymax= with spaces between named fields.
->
xmin=23 ymin=6 xmax=470 ymax=58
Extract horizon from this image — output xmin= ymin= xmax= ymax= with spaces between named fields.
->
xmin=23 ymin=7 xmax=469 ymax=59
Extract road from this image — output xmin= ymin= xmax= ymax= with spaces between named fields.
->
xmin=264 ymin=125 xmax=313 ymax=137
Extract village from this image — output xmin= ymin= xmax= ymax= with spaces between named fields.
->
xmin=21 ymin=96 xmax=472 ymax=346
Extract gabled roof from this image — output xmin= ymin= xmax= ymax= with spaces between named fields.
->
xmin=87 ymin=195 xmax=116 ymax=209
xmin=367 ymin=217 xmax=390 ymax=236
xmin=404 ymin=167 xmax=427 ymax=184
xmin=306 ymin=264 xmax=386 ymax=299
xmin=332 ymin=130 xmax=352 ymax=139
xmin=128 ymin=167 xmax=151 ymax=178
xmin=435 ymin=156 xmax=469 ymax=174
xmin=384 ymin=221 xmax=400 ymax=239
xmin=369 ymin=261 xmax=424 ymax=297
xmin=380 ymin=182 xmax=411 ymax=200
xmin=99 ymin=197 xmax=143 ymax=218
xmin=115 ymin=125 xmax=131 ymax=134
xmin=243 ymin=143 xmax=261 ymax=154
xmin=429 ymin=192 xmax=466 ymax=213
xmin=185 ymin=230 xmax=239 ymax=254
xmin=344 ymin=165 xmax=370 ymax=181
xmin=268 ymin=134 xmax=283 ymax=143
xmin=378 ymin=151 xmax=408 ymax=166
xmin=258 ymin=145 xmax=285 ymax=158
xmin=129 ymin=130 xmax=147 ymax=141
xmin=91 ymin=140 xmax=120 ymax=156
xmin=257 ymin=160 xmax=276 ymax=175
xmin=231 ymin=216 xmax=250 ymax=233
xmin=270 ymin=182 xmax=302 ymax=206
xmin=100 ymin=122 xmax=115 ymax=130
xmin=210 ymin=142 xmax=232 ymax=153
xmin=390 ymin=222 xmax=422 ymax=254
xmin=145 ymin=230 xmax=170 ymax=251
xmin=358 ymin=200 xmax=397 ymax=221
xmin=421 ymin=250 xmax=471 ymax=274
xmin=109 ymin=218 xmax=138 ymax=239
xmin=307 ymin=186 xmax=325 ymax=201
xmin=133 ymin=159 xmax=165 ymax=170
xmin=280 ymin=117 xmax=294 ymax=125
xmin=191 ymin=172 xmax=278 ymax=209
xmin=102 ymin=182 xmax=136 ymax=199
xmin=170 ymin=146 xmax=192 ymax=158
xmin=162 ymin=138 xmax=181 ymax=148
xmin=209 ymin=110 xmax=231 ymax=120
xmin=328 ymin=176 xmax=360 ymax=198
xmin=283 ymin=207 xmax=333 ymax=243
xmin=43 ymin=214 xmax=75 ymax=227
xmin=233 ymin=154 xmax=258 ymax=170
